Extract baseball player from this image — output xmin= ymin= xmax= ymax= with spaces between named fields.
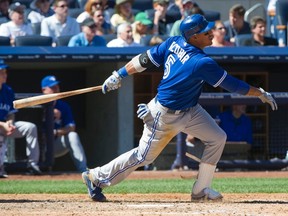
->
xmin=0 ymin=60 xmax=41 ymax=177
xmin=41 ymin=75 xmax=88 ymax=172
xmin=82 ymin=14 xmax=277 ymax=202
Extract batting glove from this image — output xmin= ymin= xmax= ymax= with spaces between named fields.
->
xmin=258 ymin=87 xmax=278 ymax=111
xmin=102 ymin=71 xmax=122 ymax=94
xmin=137 ymin=103 xmax=150 ymax=120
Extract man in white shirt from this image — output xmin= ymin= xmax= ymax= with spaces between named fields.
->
xmin=0 ymin=2 xmax=33 ymax=46
xmin=107 ymin=22 xmax=141 ymax=47
xmin=40 ymin=0 xmax=80 ymax=45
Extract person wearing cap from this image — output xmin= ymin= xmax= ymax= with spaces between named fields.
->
xmin=0 ymin=60 xmax=41 ymax=178
xmin=110 ymin=0 xmax=134 ymax=32
xmin=68 ymin=17 xmax=106 ymax=47
xmin=107 ymin=22 xmax=141 ymax=47
xmin=0 ymin=2 xmax=33 ymax=46
xmin=41 ymin=75 xmax=88 ymax=172
xmin=82 ymin=14 xmax=277 ymax=202
xmin=132 ymin=12 xmax=152 ymax=44
xmin=40 ymin=0 xmax=80 ymax=45
xmin=27 ymin=0 xmax=54 ymax=24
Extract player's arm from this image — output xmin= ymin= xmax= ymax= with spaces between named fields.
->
xmin=102 ymin=51 xmax=155 ymax=94
xmin=219 ymin=73 xmax=278 ymax=110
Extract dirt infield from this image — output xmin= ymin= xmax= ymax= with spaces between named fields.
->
xmin=1 ymin=171 xmax=288 ymax=216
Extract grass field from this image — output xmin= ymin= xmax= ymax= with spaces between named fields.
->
xmin=0 ymin=178 xmax=287 ymax=194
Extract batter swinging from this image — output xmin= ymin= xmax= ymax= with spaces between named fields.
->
xmin=82 ymin=14 xmax=277 ymax=202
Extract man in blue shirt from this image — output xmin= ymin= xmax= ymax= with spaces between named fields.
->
xmin=68 ymin=17 xmax=106 ymax=47
xmin=41 ymin=75 xmax=87 ymax=172
xmin=82 ymin=14 xmax=277 ymax=202
xmin=218 ymin=105 xmax=253 ymax=144
xmin=0 ymin=60 xmax=41 ymax=178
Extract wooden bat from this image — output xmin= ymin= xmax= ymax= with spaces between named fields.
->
xmin=13 ymin=85 xmax=102 ymax=109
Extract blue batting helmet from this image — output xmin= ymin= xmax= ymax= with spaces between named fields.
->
xmin=180 ymin=14 xmax=215 ymax=41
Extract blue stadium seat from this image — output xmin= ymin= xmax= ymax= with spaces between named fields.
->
xmin=14 ymin=35 xmax=53 ymax=46
xmin=101 ymin=33 xmax=117 ymax=44
xmin=140 ymin=35 xmax=169 ymax=46
xmin=31 ymin=22 xmax=41 ymax=35
xmin=133 ymin=0 xmax=153 ymax=12
xmin=56 ymin=35 xmax=74 ymax=46
xmin=203 ymin=10 xmax=221 ymax=21
xmin=0 ymin=36 xmax=10 ymax=46
xmin=234 ymin=34 xmax=253 ymax=47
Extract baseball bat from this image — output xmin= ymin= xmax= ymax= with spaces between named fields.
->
xmin=13 ymin=85 xmax=102 ymax=109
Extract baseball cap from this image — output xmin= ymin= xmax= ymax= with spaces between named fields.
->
xmin=41 ymin=75 xmax=59 ymax=88
xmin=81 ymin=18 xmax=97 ymax=28
xmin=135 ymin=12 xmax=152 ymax=25
xmin=0 ymin=59 xmax=8 ymax=70
xmin=182 ymin=0 xmax=195 ymax=4
xmin=9 ymin=2 xmax=25 ymax=14
xmin=180 ymin=14 xmax=214 ymax=41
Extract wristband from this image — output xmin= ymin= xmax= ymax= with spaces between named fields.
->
xmin=117 ymin=67 xmax=128 ymax=78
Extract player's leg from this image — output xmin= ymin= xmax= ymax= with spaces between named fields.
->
xmin=171 ymin=132 xmax=188 ymax=170
xmin=62 ymin=131 xmax=87 ymax=172
xmin=183 ymin=104 xmax=226 ymax=201
xmin=11 ymin=121 xmax=41 ymax=174
xmin=84 ymin=97 xmax=181 ymax=201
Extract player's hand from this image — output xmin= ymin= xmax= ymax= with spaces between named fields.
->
xmin=137 ymin=103 xmax=150 ymax=120
xmin=102 ymin=71 xmax=122 ymax=94
xmin=258 ymin=87 xmax=278 ymax=111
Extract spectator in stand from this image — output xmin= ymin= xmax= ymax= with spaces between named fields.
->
xmin=151 ymin=0 xmax=170 ymax=35
xmin=0 ymin=2 xmax=33 ymax=46
xmin=211 ymin=20 xmax=234 ymax=47
xmin=0 ymin=0 xmax=11 ymax=23
xmin=27 ymin=0 xmax=54 ymax=24
xmin=216 ymin=105 xmax=253 ymax=145
xmin=40 ymin=0 xmax=80 ymax=46
xmin=170 ymin=0 xmax=203 ymax=37
xmin=92 ymin=7 xmax=112 ymax=35
xmin=132 ymin=12 xmax=152 ymax=44
xmin=0 ymin=60 xmax=42 ymax=178
xmin=107 ymin=22 xmax=141 ymax=47
xmin=249 ymin=16 xmax=278 ymax=46
xmin=68 ymin=17 xmax=106 ymax=46
xmin=110 ymin=0 xmax=134 ymax=33
xmin=76 ymin=0 xmax=103 ymax=23
xmin=165 ymin=0 xmax=182 ymax=24
xmin=224 ymin=4 xmax=251 ymax=43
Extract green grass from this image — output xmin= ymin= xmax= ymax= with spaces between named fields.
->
xmin=0 ymin=178 xmax=287 ymax=194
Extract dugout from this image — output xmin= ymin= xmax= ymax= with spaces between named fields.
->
xmin=1 ymin=46 xmax=288 ymax=172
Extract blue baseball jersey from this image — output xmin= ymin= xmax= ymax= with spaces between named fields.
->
xmin=54 ymin=100 xmax=76 ymax=129
xmin=0 ymin=84 xmax=17 ymax=121
xmin=147 ymin=36 xmax=226 ymax=110
xmin=218 ymin=110 xmax=253 ymax=144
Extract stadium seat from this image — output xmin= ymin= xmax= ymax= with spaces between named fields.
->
xmin=0 ymin=36 xmax=11 ymax=46
xmin=14 ymin=35 xmax=53 ymax=46
xmin=31 ymin=22 xmax=41 ymax=35
xmin=68 ymin=8 xmax=84 ymax=18
xmin=203 ymin=10 xmax=221 ymax=21
xmin=276 ymin=0 xmax=288 ymax=46
xmin=132 ymin=0 xmax=153 ymax=12
xmin=101 ymin=33 xmax=117 ymax=44
xmin=140 ymin=35 xmax=169 ymax=46
xmin=234 ymin=34 xmax=253 ymax=46
xmin=56 ymin=35 xmax=74 ymax=46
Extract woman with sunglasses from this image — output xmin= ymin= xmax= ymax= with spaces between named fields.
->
xmin=211 ymin=20 xmax=234 ymax=47
xmin=77 ymin=0 xmax=104 ymax=23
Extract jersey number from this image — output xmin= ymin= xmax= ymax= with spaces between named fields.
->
xmin=163 ymin=54 xmax=176 ymax=79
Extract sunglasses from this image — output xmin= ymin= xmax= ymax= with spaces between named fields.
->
xmin=57 ymin=4 xmax=68 ymax=8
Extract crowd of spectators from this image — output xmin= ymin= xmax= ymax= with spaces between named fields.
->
xmin=0 ymin=0 xmax=285 ymax=47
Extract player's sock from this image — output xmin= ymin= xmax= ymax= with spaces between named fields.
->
xmin=192 ymin=163 xmax=216 ymax=195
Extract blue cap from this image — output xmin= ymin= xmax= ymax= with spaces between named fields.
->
xmin=0 ymin=59 xmax=8 ymax=70
xmin=180 ymin=14 xmax=215 ymax=41
xmin=41 ymin=75 xmax=59 ymax=88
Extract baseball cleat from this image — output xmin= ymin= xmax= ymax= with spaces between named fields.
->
xmin=191 ymin=188 xmax=223 ymax=202
xmin=82 ymin=171 xmax=107 ymax=202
